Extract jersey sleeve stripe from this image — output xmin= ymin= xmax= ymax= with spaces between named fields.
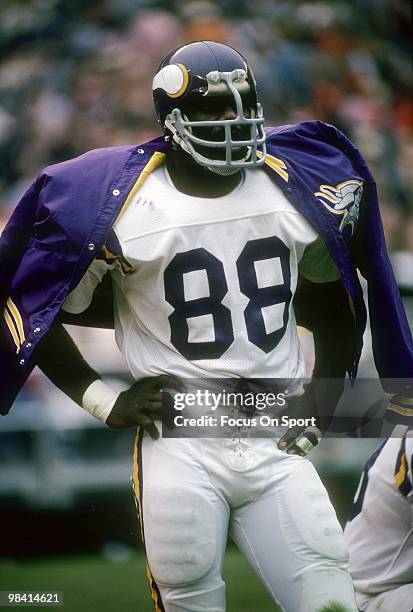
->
xmin=395 ymin=435 xmax=413 ymax=497
xmin=100 ymin=244 xmax=132 ymax=274
xmin=387 ymin=404 xmax=413 ymax=416
xmin=385 ymin=397 xmax=413 ymax=426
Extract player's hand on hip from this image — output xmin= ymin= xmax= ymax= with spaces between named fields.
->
xmin=278 ymin=425 xmax=322 ymax=456
xmin=277 ymin=389 xmax=322 ymax=456
xmin=106 ymin=375 xmax=182 ymax=438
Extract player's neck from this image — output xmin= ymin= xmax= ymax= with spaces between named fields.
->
xmin=166 ymin=149 xmax=243 ymax=198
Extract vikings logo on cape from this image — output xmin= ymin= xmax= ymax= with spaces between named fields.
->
xmin=314 ymin=179 xmax=363 ymax=236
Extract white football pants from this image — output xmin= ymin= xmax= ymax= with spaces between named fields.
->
xmin=132 ymin=431 xmax=358 ymax=612
xmin=356 ymin=584 xmax=413 ymax=612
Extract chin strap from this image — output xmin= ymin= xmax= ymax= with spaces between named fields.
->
xmin=206 ymin=165 xmax=243 ymax=176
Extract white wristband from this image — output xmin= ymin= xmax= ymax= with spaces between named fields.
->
xmin=82 ymin=379 xmax=119 ymax=423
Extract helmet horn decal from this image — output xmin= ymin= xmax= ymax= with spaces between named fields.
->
xmin=152 ymin=64 xmax=189 ymax=99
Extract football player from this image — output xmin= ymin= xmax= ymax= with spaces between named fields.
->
xmin=345 ymin=426 xmax=413 ymax=612
xmin=2 ymin=40 xmax=413 ymax=611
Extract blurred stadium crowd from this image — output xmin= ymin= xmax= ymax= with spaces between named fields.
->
xmin=1 ymin=0 xmax=412 ymax=232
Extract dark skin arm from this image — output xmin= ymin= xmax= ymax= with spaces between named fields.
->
xmin=32 ymin=322 xmax=101 ymax=406
xmin=33 ymin=321 xmax=175 ymax=437
xmin=278 ymin=275 xmax=355 ymax=450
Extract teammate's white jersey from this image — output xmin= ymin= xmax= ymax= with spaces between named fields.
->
xmin=344 ymin=427 xmax=413 ymax=601
xmin=63 ymin=163 xmax=337 ymax=381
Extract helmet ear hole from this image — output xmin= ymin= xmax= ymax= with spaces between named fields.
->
xmin=153 ymin=41 xmax=266 ymax=169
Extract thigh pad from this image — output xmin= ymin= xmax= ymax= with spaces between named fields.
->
xmin=280 ymin=460 xmax=348 ymax=563
xmin=144 ymin=487 xmax=218 ymax=586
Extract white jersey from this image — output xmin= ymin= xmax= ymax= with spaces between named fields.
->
xmin=63 ymin=162 xmax=338 ymax=381
xmin=344 ymin=427 xmax=413 ymax=601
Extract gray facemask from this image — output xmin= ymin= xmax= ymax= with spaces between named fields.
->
xmin=164 ymin=69 xmax=267 ymax=171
